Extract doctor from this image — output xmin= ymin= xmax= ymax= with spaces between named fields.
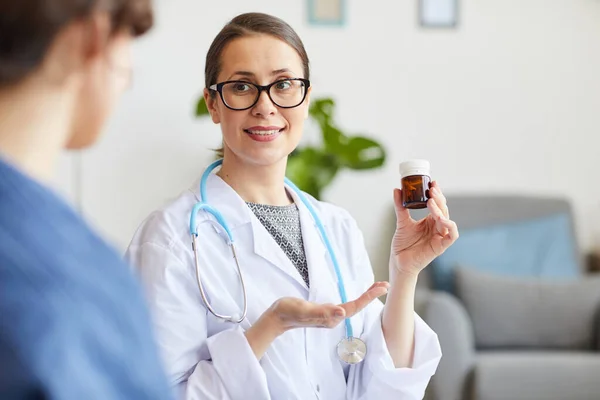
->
xmin=125 ymin=12 xmax=458 ymax=400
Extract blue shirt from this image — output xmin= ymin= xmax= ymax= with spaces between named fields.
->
xmin=0 ymin=158 xmax=173 ymax=400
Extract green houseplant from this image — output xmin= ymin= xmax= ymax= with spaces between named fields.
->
xmin=195 ymin=96 xmax=386 ymax=199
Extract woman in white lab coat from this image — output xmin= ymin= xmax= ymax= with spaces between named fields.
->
xmin=125 ymin=12 xmax=458 ymax=400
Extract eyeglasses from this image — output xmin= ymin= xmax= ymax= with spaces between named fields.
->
xmin=209 ymin=78 xmax=310 ymax=111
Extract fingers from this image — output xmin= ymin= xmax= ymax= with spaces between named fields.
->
xmin=429 ymin=181 xmax=449 ymax=219
xmin=440 ymin=217 xmax=459 ymax=248
xmin=427 ymin=198 xmax=459 ymax=254
xmin=271 ymin=281 xmax=392 ymax=331
xmin=339 ymin=281 xmax=390 ymax=318
xmin=427 ymin=196 xmax=449 ymax=236
xmin=428 ymin=193 xmax=459 ymax=247
xmin=311 ymin=280 xmax=389 ymax=329
xmin=301 ymin=302 xmax=346 ymax=329
xmin=393 ymin=188 xmax=411 ymax=227
xmin=429 ymin=217 xmax=460 ymax=256
xmin=272 ymin=298 xmax=345 ymax=330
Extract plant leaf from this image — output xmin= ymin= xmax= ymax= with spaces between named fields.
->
xmin=340 ymin=136 xmax=386 ymax=170
xmin=321 ymin=123 xmax=348 ymax=154
xmin=286 ymin=148 xmax=339 ymax=199
xmin=195 ymin=96 xmax=209 ymax=117
xmin=309 ymin=98 xmax=335 ymax=128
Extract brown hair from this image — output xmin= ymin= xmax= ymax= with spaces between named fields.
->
xmin=0 ymin=0 xmax=153 ymax=87
xmin=205 ymin=12 xmax=310 ymax=92
xmin=205 ymin=12 xmax=310 ymax=158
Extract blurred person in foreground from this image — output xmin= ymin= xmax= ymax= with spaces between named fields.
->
xmin=0 ymin=1 xmax=173 ymax=398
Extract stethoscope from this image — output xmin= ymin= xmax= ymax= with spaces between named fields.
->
xmin=189 ymin=159 xmax=367 ymax=364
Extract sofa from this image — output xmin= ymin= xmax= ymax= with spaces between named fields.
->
xmin=413 ymin=195 xmax=600 ymax=400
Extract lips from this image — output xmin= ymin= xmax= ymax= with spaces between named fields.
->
xmin=245 ymin=129 xmax=281 ymax=135
xmin=244 ymin=126 xmax=284 ymax=135
xmin=244 ymin=126 xmax=284 ymax=142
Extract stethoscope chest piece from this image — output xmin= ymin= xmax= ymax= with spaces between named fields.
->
xmin=336 ymin=337 xmax=367 ymax=364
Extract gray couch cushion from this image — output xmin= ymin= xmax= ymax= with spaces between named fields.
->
xmin=455 ymin=267 xmax=600 ymax=349
xmin=474 ymin=351 xmax=600 ymax=400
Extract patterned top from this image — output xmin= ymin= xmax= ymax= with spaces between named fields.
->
xmin=246 ymin=202 xmax=309 ymax=287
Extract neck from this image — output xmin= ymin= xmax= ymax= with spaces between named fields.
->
xmin=0 ymin=77 xmax=75 ymax=183
xmin=217 ymin=153 xmax=292 ymax=206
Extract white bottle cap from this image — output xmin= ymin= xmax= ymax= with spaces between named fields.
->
xmin=399 ymin=159 xmax=431 ymax=178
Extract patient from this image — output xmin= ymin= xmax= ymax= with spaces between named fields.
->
xmin=0 ymin=1 xmax=172 ymax=398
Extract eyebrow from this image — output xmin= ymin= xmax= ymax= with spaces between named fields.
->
xmin=227 ymin=68 xmax=293 ymax=80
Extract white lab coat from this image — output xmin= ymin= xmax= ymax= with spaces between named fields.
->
xmin=125 ymin=172 xmax=442 ymax=400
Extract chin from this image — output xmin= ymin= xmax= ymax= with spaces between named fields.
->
xmin=234 ymin=148 xmax=288 ymax=167
xmin=64 ymin=129 xmax=102 ymax=150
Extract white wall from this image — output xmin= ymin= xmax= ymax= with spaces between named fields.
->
xmin=54 ymin=0 xmax=600 ymax=282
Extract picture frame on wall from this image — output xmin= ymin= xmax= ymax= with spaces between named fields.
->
xmin=419 ymin=0 xmax=459 ymax=29
xmin=307 ymin=0 xmax=346 ymax=26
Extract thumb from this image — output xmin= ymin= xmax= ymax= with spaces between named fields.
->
xmin=393 ymin=188 xmax=411 ymax=226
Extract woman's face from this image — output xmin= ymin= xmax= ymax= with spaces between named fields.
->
xmin=205 ymin=34 xmax=310 ymax=168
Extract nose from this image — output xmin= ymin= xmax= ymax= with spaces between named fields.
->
xmin=251 ymin=90 xmax=277 ymax=117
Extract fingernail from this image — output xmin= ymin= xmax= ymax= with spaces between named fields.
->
xmin=335 ymin=310 xmax=345 ymax=318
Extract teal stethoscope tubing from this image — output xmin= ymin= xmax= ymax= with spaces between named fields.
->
xmin=189 ymin=159 xmax=366 ymax=363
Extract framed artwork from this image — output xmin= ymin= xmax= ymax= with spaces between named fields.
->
xmin=419 ymin=0 xmax=459 ymax=29
xmin=307 ymin=0 xmax=346 ymax=26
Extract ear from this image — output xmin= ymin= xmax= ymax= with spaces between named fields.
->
xmin=81 ymin=12 xmax=112 ymax=63
xmin=44 ymin=11 xmax=111 ymax=82
xmin=204 ymin=88 xmax=221 ymax=124
xmin=304 ymin=86 xmax=312 ymax=120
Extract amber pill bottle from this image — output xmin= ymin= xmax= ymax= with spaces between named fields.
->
xmin=399 ymin=160 xmax=431 ymax=209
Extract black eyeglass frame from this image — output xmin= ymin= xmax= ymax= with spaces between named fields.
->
xmin=208 ymin=78 xmax=311 ymax=111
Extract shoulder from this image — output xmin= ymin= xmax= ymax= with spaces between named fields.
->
xmin=299 ymin=191 xmax=362 ymax=238
xmin=127 ymin=185 xmax=199 ymax=252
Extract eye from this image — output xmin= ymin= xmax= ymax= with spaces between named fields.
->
xmin=232 ymin=82 xmax=252 ymax=93
xmin=275 ymin=80 xmax=292 ymax=90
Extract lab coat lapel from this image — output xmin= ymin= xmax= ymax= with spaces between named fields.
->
xmin=287 ymin=189 xmax=337 ymax=303
xmin=192 ymin=173 xmax=250 ymax=231
xmin=193 ymin=173 xmax=308 ymax=290
xmin=250 ymin=215 xmax=310 ymax=291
